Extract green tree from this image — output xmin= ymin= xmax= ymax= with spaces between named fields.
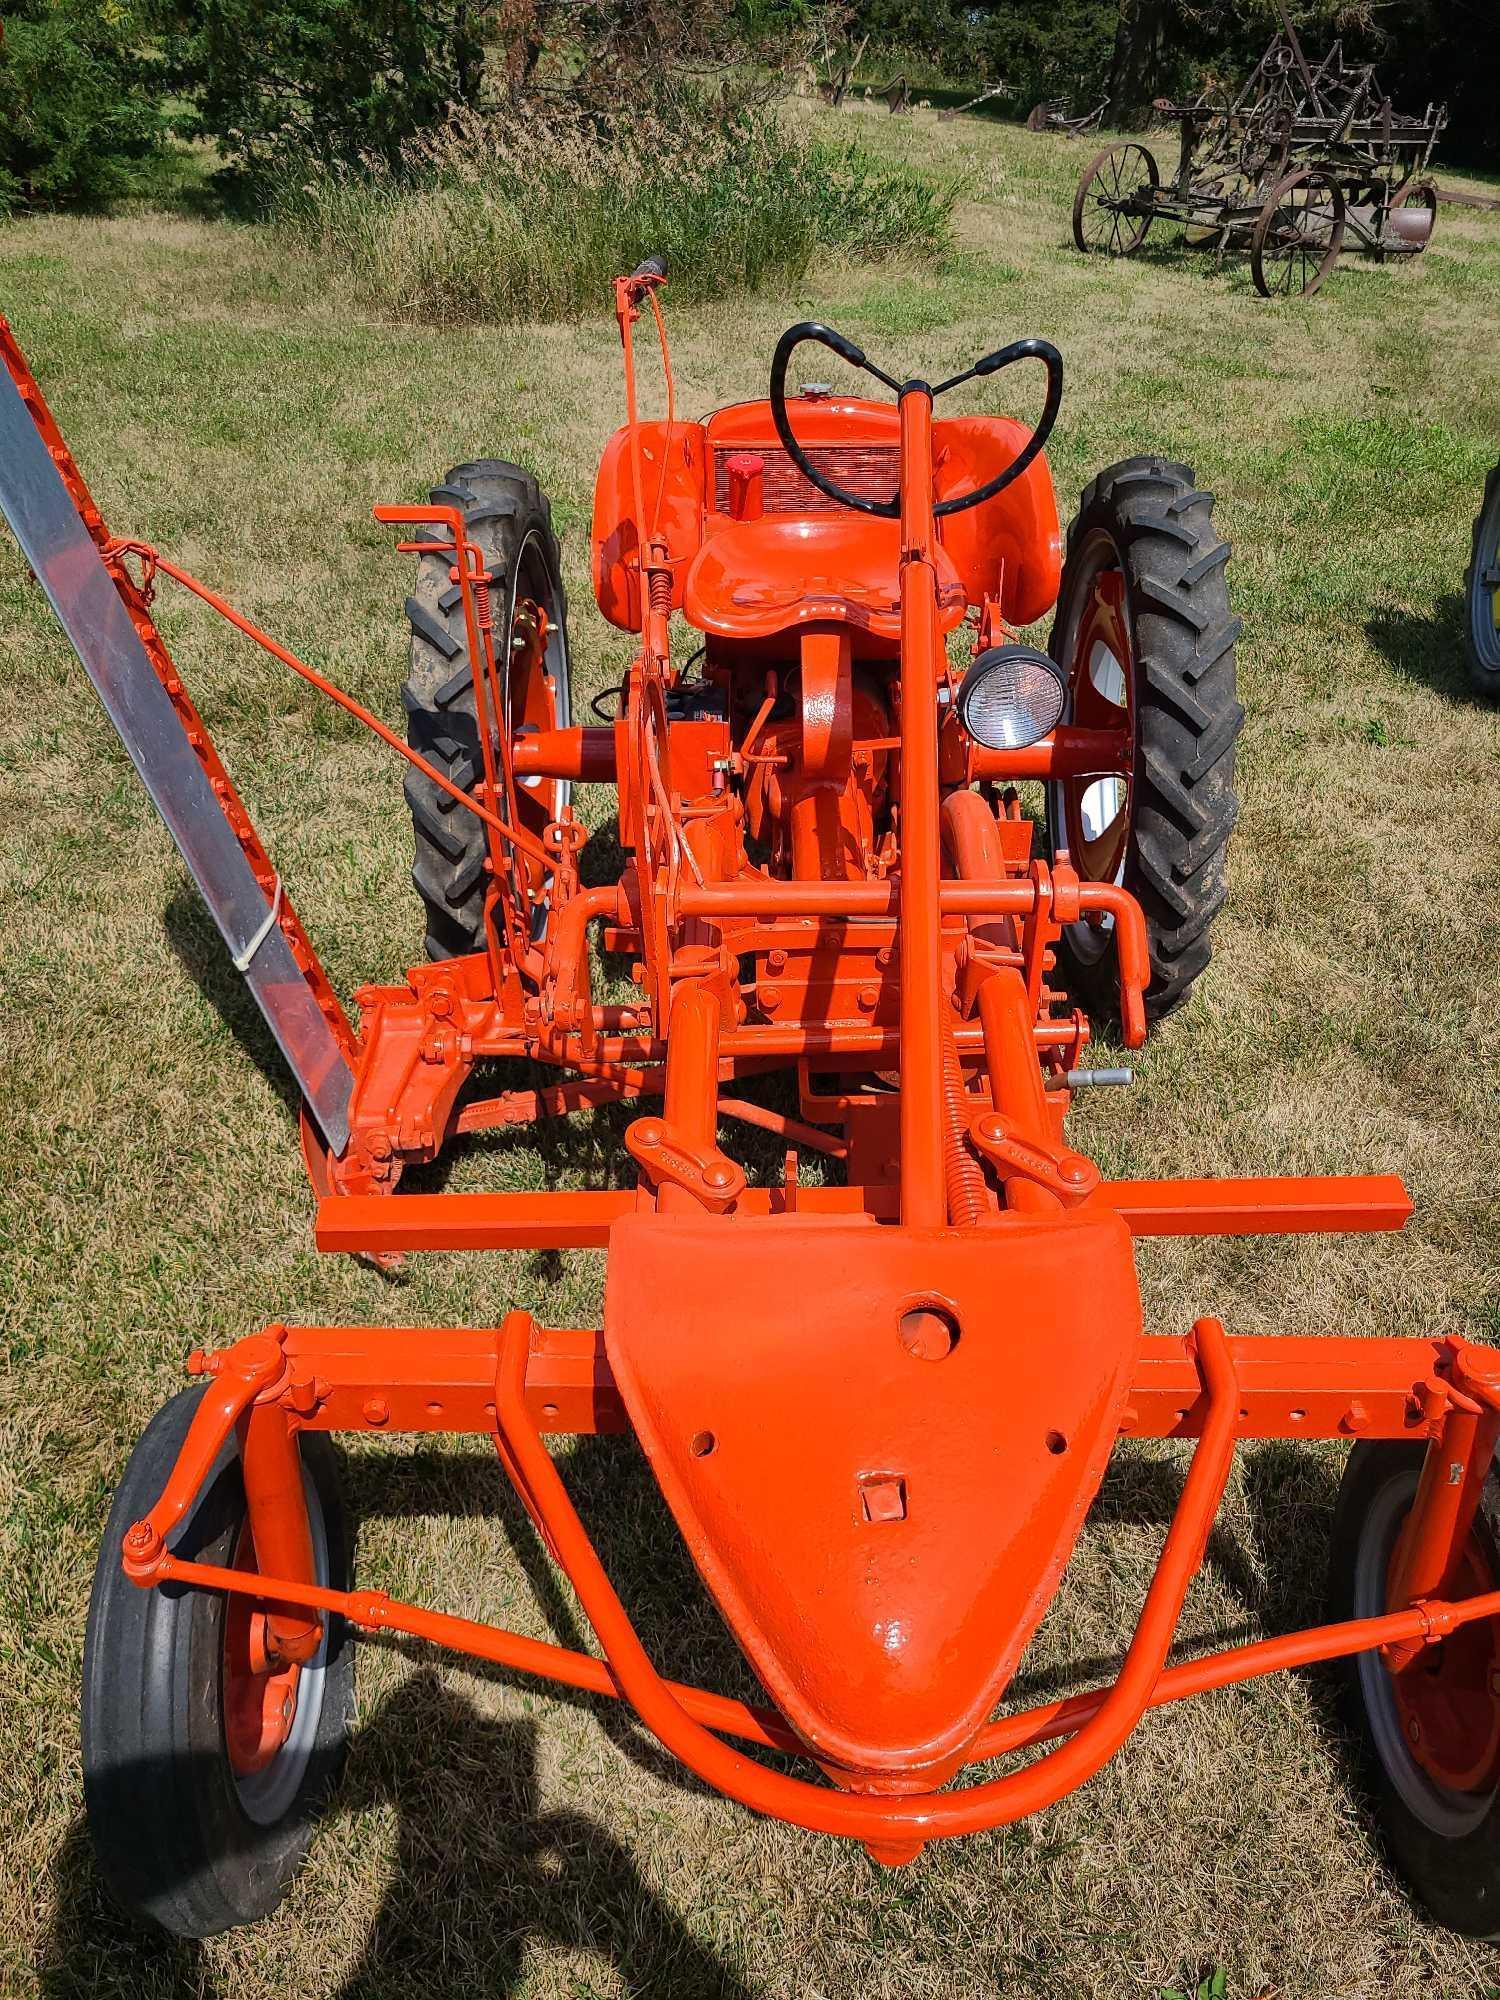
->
xmin=0 ymin=0 xmax=171 ymax=213
xmin=167 ymin=0 xmax=496 ymax=194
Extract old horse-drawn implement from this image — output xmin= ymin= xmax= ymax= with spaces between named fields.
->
xmin=4 ymin=255 xmax=1500 ymax=1941
xmin=1074 ymin=6 xmax=1446 ymax=297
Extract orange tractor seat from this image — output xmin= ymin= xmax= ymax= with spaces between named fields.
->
xmin=591 ymin=397 xmax=1064 ymax=638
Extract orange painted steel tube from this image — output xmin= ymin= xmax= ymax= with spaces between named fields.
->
xmin=658 ymin=983 xmax=723 ymax=1211
xmin=512 ymin=726 xmax=618 ymax=783
xmin=134 ymin=1526 xmax=1500 ymax=1800
xmin=485 ymin=1315 xmax=1240 ymax=1838
xmin=969 ymin=726 xmax=1130 ymax=781
xmin=1092 ymin=1173 xmax=1412 ymax=1235
xmin=895 ymin=393 xmax=947 ymax=1230
xmin=150 ymin=552 xmax=533 ymax=854
xmin=314 ymin=1172 xmax=1413 ymax=1256
xmin=239 ymin=1398 xmax=322 ymax=1660
xmin=715 ymin=1098 xmax=848 ymax=1158
xmin=969 ymin=1587 xmax=1500 ymax=1763
xmin=136 ymin=1551 xmax=803 ymax=1755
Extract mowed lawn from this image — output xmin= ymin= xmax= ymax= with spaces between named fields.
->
xmin=2 ymin=101 xmax=1500 ymax=2000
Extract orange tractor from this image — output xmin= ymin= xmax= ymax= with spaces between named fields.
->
xmin=4 ymin=260 xmax=1499 ymax=1940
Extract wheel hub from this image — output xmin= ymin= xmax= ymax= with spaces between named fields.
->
xmin=1389 ymin=1537 xmax=1500 ymax=1796
xmin=222 ymin=1525 xmax=301 ymax=1778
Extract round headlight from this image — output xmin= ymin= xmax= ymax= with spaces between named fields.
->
xmin=955 ymin=645 xmax=1067 ymax=752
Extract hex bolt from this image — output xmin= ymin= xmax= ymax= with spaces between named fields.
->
xmin=767 ymin=948 xmax=788 ymax=973
xmin=363 ymin=1396 xmax=390 ymax=1427
xmin=857 ymin=987 xmax=879 ymax=1012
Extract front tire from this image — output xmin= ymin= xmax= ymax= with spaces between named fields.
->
xmin=1328 ymin=1440 xmax=1500 ymax=1937
xmin=81 ymin=1390 xmax=354 ymax=1937
xmin=1047 ymin=456 xmax=1243 ymax=1024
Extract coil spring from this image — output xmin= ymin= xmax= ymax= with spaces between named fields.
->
xmin=940 ymin=1011 xmax=990 ymax=1228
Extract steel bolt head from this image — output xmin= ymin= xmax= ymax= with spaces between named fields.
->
xmin=703 ymin=1161 xmax=736 ymax=1192
xmin=1059 ymin=1153 xmax=1093 ymax=1188
xmin=363 ymin=1396 xmax=389 ymax=1427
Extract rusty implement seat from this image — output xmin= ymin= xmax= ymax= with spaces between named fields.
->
xmin=604 ymin=1210 xmax=1143 ymax=1788
xmin=681 ymin=515 xmax=969 ymax=643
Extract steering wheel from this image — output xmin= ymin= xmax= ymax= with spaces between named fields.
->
xmin=768 ymin=322 xmax=1063 ymax=520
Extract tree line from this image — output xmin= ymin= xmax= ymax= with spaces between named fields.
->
xmin=0 ymin=0 xmax=1493 ymax=218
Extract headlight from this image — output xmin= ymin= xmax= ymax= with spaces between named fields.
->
xmin=955 ymin=645 xmax=1068 ymax=752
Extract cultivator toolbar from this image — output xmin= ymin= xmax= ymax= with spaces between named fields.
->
xmin=5 ymin=252 xmax=1499 ymax=1942
xmin=1074 ymin=1 xmax=1446 ymax=297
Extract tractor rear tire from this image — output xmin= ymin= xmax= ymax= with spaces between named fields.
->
xmin=402 ymin=460 xmax=572 ymax=960
xmin=1465 ymin=458 xmax=1500 ymax=700
xmin=1047 ymin=456 xmax=1243 ymax=1024
xmin=1327 ymin=1440 xmax=1500 ymax=1938
xmin=81 ymin=1389 xmax=354 ymax=1937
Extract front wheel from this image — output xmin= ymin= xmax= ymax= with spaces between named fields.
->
xmin=1047 ymin=457 xmax=1243 ymax=1024
xmin=81 ymin=1390 xmax=355 ymax=1937
xmin=1327 ymin=1441 xmax=1500 ymax=1937
xmin=1072 ymin=143 xmax=1159 ymax=257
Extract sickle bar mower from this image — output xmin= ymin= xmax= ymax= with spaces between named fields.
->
xmin=5 ymin=268 xmax=1500 ymax=1940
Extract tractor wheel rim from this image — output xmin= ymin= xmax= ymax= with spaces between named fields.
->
xmin=1052 ymin=534 xmax=1134 ymax=964
xmin=1353 ymin=1470 xmax=1500 ymax=1836
xmin=221 ymin=1469 xmax=331 ymax=1825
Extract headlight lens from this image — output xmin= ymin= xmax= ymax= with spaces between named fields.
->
xmin=955 ymin=645 xmax=1068 ymax=752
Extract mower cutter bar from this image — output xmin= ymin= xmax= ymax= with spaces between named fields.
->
xmin=0 ymin=328 xmax=355 ymax=1150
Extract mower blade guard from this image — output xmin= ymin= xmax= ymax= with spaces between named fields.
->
xmin=604 ymin=1209 xmax=1143 ymax=1787
xmin=0 ymin=362 xmax=354 ymax=1152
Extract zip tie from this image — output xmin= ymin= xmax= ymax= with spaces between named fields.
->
xmin=233 ymin=876 xmax=283 ymax=972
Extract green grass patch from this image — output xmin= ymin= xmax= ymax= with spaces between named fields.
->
xmin=276 ymin=98 xmax=959 ymax=325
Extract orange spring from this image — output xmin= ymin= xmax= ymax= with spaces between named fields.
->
xmin=649 ymin=567 xmax=671 ymax=614
xmin=940 ymin=1012 xmax=990 ymax=1226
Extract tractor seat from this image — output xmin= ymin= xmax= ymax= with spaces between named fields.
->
xmin=682 ymin=514 xmax=968 ymax=643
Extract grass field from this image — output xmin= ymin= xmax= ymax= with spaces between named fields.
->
xmin=3 ymin=101 xmax=1500 ymax=2000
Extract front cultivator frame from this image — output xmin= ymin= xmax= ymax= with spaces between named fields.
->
xmin=4 ymin=258 xmax=1499 ymax=1938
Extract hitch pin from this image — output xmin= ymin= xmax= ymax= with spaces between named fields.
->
xmin=1045 ymin=1067 xmax=1134 ymax=1092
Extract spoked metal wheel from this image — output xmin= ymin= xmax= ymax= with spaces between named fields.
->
xmin=1073 ymin=143 xmax=1160 ymax=257
xmin=1329 ymin=1441 xmax=1500 ymax=1937
xmin=1251 ymin=165 xmax=1346 ymax=298
xmin=1465 ymin=461 xmax=1500 ymax=699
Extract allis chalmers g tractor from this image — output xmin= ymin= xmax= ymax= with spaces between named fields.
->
xmin=4 ymin=260 xmax=1500 ymax=1942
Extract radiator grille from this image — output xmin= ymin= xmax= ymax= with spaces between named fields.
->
xmin=713 ymin=444 xmax=900 ymax=516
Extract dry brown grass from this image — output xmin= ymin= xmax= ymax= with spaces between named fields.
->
xmin=2 ymin=105 xmax=1500 ymax=2000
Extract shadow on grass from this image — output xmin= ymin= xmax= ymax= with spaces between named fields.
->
xmin=37 ymin=1671 xmax=756 ymax=1999
xmin=1366 ymin=592 xmax=1471 ymax=701
xmin=162 ymin=884 xmax=303 ymax=1124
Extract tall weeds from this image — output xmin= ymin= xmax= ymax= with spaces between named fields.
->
xmin=274 ymin=97 xmax=958 ymax=324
